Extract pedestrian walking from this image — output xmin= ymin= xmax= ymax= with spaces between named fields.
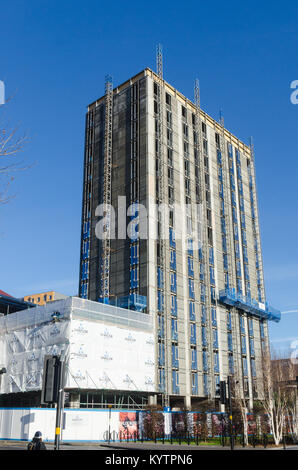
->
xmin=27 ymin=431 xmax=47 ymax=450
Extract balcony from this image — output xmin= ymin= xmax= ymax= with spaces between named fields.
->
xmin=218 ymin=288 xmax=281 ymax=323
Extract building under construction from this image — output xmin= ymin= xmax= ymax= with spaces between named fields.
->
xmin=79 ymin=55 xmax=281 ymax=410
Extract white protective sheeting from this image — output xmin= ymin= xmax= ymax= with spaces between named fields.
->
xmin=68 ymin=318 xmax=155 ymax=392
xmin=0 ymin=297 xmax=155 ymax=395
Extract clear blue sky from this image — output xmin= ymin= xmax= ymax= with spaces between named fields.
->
xmin=0 ymin=0 xmax=297 ymax=353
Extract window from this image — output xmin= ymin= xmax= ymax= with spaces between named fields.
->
xmin=200 ymin=284 xmax=206 ymax=303
xmin=248 ymin=318 xmax=254 ymax=336
xmin=182 ymin=105 xmax=186 ymax=118
xmin=225 ymin=272 xmax=229 ymax=288
xmin=184 ymin=159 xmax=190 ymax=176
xmin=251 ymin=358 xmax=256 ymax=377
xmin=214 ymin=352 xmax=220 ymax=373
xmin=190 ymin=323 xmax=197 ymax=345
xmin=170 ymin=249 xmax=176 ymax=270
xmin=227 ymin=311 xmax=232 ymax=331
xmin=171 ymin=295 xmax=177 ymax=317
xmin=158 ymin=315 xmax=165 ymax=338
xmin=191 ymin=348 xmax=197 ymax=370
xmin=188 ymin=257 xmax=194 ymax=277
xmin=209 ymin=247 xmax=214 ymax=265
xmin=211 ymin=308 xmax=217 ymax=327
xmin=189 ymin=301 xmax=195 ymax=322
xmin=172 ymin=344 xmax=179 ymax=368
xmin=191 ymin=372 xmax=198 ymax=395
xmin=199 ymin=263 xmax=204 ymax=281
xmin=215 ymin=133 xmax=220 ymax=148
xmin=209 ymin=266 xmax=215 ymax=285
xmin=213 ymin=329 xmax=218 ymax=349
xmin=169 ymin=227 xmax=175 ymax=247
xmin=210 ymin=286 xmax=216 ymax=303
xmin=228 ymin=332 xmax=233 ymax=352
xmin=207 ymin=208 xmax=212 ymax=226
xmin=158 ymin=342 xmax=165 ymax=366
xmin=203 ymin=350 xmax=208 ymax=371
xmin=241 ymin=336 xmax=247 ymax=355
xmin=168 ymin=186 xmax=174 ymax=204
xmin=202 ymin=326 xmax=208 ymax=348
xmin=228 ymin=354 xmax=234 ymax=374
xmin=183 ymin=123 xmax=189 ymax=139
xmin=188 ymin=278 xmax=195 ymax=299
xmin=157 ymin=267 xmax=164 ymax=289
xmin=249 ymin=338 xmax=255 ymax=356
xmin=166 ymin=92 xmax=171 ymax=106
xmin=172 ymin=370 xmax=180 ymax=394
xmin=201 ymin=306 xmax=207 ymax=325
xmin=158 ymin=368 xmax=165 ymax=391
xmin=170 ymin=272 xmax=177 ymax=293
xmin=240 ymin=316 xmax=245 ymax=334
xmin=171 ymin=318 xmax=178 ymax=341
xmin=157 ymin=290 xmax=164 ymax=312
xmin=242 ymin=357 xmax=248 ymax=377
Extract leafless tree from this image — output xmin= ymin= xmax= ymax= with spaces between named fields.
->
xmin=0 ymin=105 xmax=28 ymax=204
xmin=258 ymin=347 xmax=290 ymax=445
xmin=282 ymin=357 xmax=298 ymax=442
xmin=230 ymin=374 xmax=249 ymax=445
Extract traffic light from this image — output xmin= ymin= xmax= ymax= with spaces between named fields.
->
xmin=219 ymin=380 xmax=227 ymax=405
xmin=41 ymin=355 xmax=62 ymax=404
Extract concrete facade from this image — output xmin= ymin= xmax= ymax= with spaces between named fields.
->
xmin=79 ymin=68 xmax=277 ymax=410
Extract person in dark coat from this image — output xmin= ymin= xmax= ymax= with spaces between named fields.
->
xmin=27 ymin=431 xmax=47 ymax=450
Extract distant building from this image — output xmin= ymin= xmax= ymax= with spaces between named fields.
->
xmin=0 ymin=290 xmax=33 ymax=315
xmin=23 ymin=291 xmax=68 ymax=306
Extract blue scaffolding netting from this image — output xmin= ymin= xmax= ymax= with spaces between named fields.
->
xmin=218 ymin=288 xmax=281 ymax=323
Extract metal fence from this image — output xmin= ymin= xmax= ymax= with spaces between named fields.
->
xmin=103 ymin=430 xmax=297 ymax=448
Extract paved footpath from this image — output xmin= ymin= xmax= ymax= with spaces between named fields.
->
xmin=0 ymin=440 xmax=293 ymax=451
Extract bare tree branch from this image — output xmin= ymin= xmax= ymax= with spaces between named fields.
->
xmin=0 ymin=109 xmax=30 ymax=204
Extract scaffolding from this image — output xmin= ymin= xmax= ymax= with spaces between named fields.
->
xmin=194 ymin=79 xmax=213 ymax=400
xmin=155 ymin=44 xmax=170 ymax=408
xmin=100 ymin=75 xmax=114 ymax=301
